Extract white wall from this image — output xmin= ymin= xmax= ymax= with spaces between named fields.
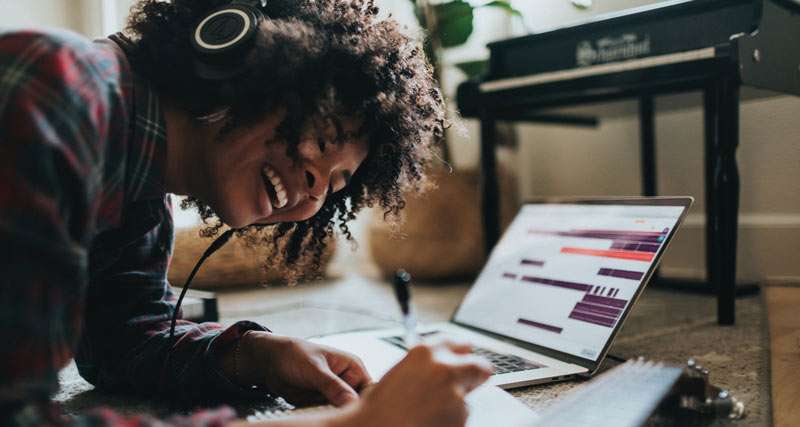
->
xmin=0 ymin=0 xmax=82 ymax=33
xmin=514 ymin=0 xmax=662 ymax=32
xmin=0 ymin=0 xmax=133 ymax=37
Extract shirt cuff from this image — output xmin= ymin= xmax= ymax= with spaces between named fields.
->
xmin=205 ymin=320 xmax=271 ymax=401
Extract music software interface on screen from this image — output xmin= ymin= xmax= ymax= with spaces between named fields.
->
xmin=454 ymin=204 xmax=684 ymax=361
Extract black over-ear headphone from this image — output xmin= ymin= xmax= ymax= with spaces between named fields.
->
xmin=190 ymin=0 xmax=268 ymax=80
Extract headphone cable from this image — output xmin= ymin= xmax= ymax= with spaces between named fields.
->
xmin=169 ymin=228 xmax=236 ymax=340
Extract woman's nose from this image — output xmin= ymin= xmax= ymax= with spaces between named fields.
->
xmin=305 ymin=167 xmax=328 ymax=200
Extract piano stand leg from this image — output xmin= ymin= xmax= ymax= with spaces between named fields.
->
xmin=705 ymin=76 xmax=741 ymax=326
xmin=480 ymin=114 xmax=500 ymax=256
xmin=639 ymin=95 xmax=660 ymax=281
xmin=703 ymin=83 xmax=719 ymax=317
xmin=639 ymin=95 xmax=657 ymax=198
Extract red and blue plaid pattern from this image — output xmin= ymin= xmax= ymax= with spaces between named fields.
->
xmin=0 ymin=29 xmax=266 ymax=425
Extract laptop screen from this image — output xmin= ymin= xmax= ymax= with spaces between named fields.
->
xmin=453 ymin=200 xmax=689 ymax=362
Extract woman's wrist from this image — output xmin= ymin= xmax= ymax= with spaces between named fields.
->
xmin=221 ymin=329 xmax=265 ymax=388
xmin=234 ymin=330 xmax=257 ymax=386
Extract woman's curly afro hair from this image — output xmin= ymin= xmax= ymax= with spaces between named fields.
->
xmin=124 ymin=0 xmax=445 ymax=280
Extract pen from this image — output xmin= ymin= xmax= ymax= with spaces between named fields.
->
xmin=392 ymin=269 xmax=419 ymax=348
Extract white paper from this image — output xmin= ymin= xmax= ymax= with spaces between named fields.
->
xmin=465 ymin=384 xmax=540 ymax=427
xmin=312 ymin=333 xmax=540 ymax=427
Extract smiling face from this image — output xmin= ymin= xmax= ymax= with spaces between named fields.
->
xmin=197 ymin=109 xmax=369 ymax=228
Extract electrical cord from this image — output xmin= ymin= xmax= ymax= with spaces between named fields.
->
xmin=169 ymin=228 xmax=236 ymax=340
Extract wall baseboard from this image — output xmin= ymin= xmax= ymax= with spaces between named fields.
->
xmin=683 ymin=213 xmax=800 ymax=228
xmin=660 ymin=213 xmax=800 ymax=282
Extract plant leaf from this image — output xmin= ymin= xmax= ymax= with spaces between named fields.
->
xmin=433 ymin=0 xmax=475 ymax=48
xmin=481 ymin=0 xmax=523 ymax=17
xmin=454 ymin=59 xmax=489 ymax=79
xmin=571 ymin=0 xmax=593 ymax=10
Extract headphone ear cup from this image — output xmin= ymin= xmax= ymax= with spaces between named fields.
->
xmin=190 ymin=3 xmax=265 ymax=80
xmin=191 ymin=4 xmax=261 ymax=55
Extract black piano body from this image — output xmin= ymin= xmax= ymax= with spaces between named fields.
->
xmin=459 ymin=0 xmax=799 ymax=113
xmin=456 ymin=0 xmax=800 ymax=324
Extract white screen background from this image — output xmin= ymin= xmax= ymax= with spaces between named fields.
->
xmin=454 ymin=204 xmax=685 ymax=361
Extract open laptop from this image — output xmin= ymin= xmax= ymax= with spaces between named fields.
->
xmin=313 ymin=197 xmax=693 ymax=388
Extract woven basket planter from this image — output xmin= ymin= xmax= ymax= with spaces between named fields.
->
xmin=168 ymin=226 xmax=336 ymax=289
xmin=368 ymin=167 xmax=518 ymax=281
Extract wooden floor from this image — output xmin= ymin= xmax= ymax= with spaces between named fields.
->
xmin=765 ymin=284 xmax=800 ymax=427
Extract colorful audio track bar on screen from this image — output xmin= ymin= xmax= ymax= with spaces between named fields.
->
xmin=505 ymin=274 xmax=629 ymax=331
xmin=569 ymin=293 xmax=625 ymax=328
xmin=529 ymin=228 xmax=669 ymax=263
xmin=597 ymin=268 xmax=644 ymax=281
xmin=517 ymin=318 xmax=563 ymax=334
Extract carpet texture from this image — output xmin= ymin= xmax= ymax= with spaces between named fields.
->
xmin=56 ymin=275 xmax=769 ymax=425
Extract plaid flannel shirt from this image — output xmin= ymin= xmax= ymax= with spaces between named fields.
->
xmin=0 ymin=29 xmax=267 ymax=426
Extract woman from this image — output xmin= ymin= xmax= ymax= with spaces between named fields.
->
xmin=0 ymin=0 xmax=491 ymax=425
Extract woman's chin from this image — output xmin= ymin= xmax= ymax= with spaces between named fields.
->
xmin=214 ymin=207 xmax=260 ymax=229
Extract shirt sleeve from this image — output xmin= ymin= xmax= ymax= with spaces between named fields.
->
xmin=76 ymin=203 xmax=269 ymax=403
xmin=10 ymin=402 xmax=235 ymax=427
xmin=85 ymin=406 xmax=236 ymax=427
xmin=0 ymin=29 xmax=114 ymax=405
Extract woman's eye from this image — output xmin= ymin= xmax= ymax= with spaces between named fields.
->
xmin=317 ymin=138 xmax=326 ymax=153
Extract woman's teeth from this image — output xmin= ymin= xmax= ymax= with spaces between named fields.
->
xmin=262 ymin=166 xmax=288 ymax=208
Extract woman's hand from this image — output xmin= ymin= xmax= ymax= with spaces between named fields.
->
xmin=337 ymin=340 xmax=493 ymax=427
xmin=227 ymin=331 xmax=373 ymax=407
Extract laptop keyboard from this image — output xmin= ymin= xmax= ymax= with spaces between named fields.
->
xmin=471 ymin=346 xmax=544 ymax=374
xmin=381 ymin=333 xmax=545 ymax=375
